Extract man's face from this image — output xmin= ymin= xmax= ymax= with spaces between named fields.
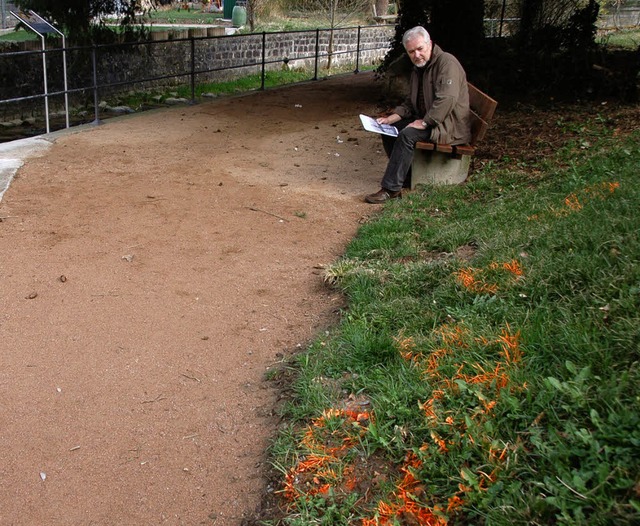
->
xmin=405 ymin=36 xmax=432 ymax=68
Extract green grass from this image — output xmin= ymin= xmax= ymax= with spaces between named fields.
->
xmin=0 ymin=29 xmax=39 ymax=42
xmin=103 ymin=65 xmax=364 ymax=111
xmin=192 ymin=68 xmax=320 ymax=93
xmin=267 ymin=118 xmax=640 ymax=524
xmin=598 ymin=28 xmax=640 ymax=49
xmin=144 ymin=8 xmax=223 ymax=25
xmin=250 ymin=12 xmax=370 ymax=33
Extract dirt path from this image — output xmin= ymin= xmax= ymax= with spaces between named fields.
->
xmin=0 ymin=73 xmax=388 ymax=525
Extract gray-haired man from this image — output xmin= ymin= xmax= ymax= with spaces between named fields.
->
xmin=365 ymin=26 xmax=471 ymax=204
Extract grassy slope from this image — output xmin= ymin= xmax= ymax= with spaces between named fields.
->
xmin=269 ymin=114 xmax=640 ymax=525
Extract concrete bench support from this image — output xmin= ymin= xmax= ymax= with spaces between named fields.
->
xmin=411 ymin=83 xmax=497 ymax=188
xmin=411 ymin=150 xmax=471 ymax=187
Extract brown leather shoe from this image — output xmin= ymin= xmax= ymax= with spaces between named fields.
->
xmin=364 ymin=188 xmax=402 ymax=204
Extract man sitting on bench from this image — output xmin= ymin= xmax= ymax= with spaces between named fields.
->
xmin=365 ymin=26 xmax=471 ymax=204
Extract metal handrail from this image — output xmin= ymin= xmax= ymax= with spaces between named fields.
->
xmin=0 ymin=25 xmax=392 ymax=137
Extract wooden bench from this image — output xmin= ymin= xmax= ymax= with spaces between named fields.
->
xmin=372 ymin=3 xmax=397 ymax=25
xmin=410 ymin=83 xmax=497 ymax=188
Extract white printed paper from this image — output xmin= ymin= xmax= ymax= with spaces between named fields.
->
xmin=359 ymin=114 xmax=398 ymax=137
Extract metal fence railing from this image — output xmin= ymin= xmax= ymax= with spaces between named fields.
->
xmin=0 ymin=25 xmax=392 ymax=139
xmin=483 ymin=0 xmax=640 ymax=37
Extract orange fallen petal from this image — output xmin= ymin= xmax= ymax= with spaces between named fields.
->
xmin=447 ymin=494 xmax=464 ymax=513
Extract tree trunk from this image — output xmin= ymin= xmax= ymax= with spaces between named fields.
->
xmin=375 ymin=0 xmax=389 ymax=17
xmin=430 ymin=0 xmax=484 ymax=60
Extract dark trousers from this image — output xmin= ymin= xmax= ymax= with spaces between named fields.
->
xmin=380 ymin=119 xmax=431 ymax=192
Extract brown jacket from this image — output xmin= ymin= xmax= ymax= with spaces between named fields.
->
xmin=393 ymin=44 xmax=471 ymax=145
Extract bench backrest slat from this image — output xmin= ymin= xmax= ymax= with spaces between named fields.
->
xmin=469 ymin=109 xmax=488 ymax=147
xmin=468 ymin=83 xmax=498 ymax=146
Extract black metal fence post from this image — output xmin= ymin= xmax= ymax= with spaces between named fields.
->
xmin=260 ymin=32 xmax=266 ymax=90
xmin=355 ymin=26 xmax=361 ymax=73
xmin=190 ymin=37 xmax=196 ymax=101
xmin=313 ymin=29 xmax=319 ymax=81
xmin=499 ymin=0 xmax=507 ymax=38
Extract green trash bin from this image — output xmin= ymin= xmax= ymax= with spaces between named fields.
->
xmin=223 ymin=0 xmax=235 ymax=19
xmin=232 ymin=3 xmax=247 ymax=27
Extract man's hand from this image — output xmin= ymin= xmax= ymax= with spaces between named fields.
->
xmin=376 ymin=114 xmax=401 ymax=125
xmin=408 ymin=119 xmax=428 ymax=130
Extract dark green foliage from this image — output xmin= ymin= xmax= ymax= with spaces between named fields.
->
xmin=14 ymin=0 xmax=151 ymax=43
xmin=516 ymin=0 xmax=602 ymax=96
xmin=429 ymin=0 xmax=485 ymax=60
xmin=380 ymin=0 xmax=486 ymax=75
xmin=379 ymin=0 xmax=637 ymax=101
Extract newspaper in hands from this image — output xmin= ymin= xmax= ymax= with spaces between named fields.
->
xmin=359 ymin=114 xmax=398 ymax=137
